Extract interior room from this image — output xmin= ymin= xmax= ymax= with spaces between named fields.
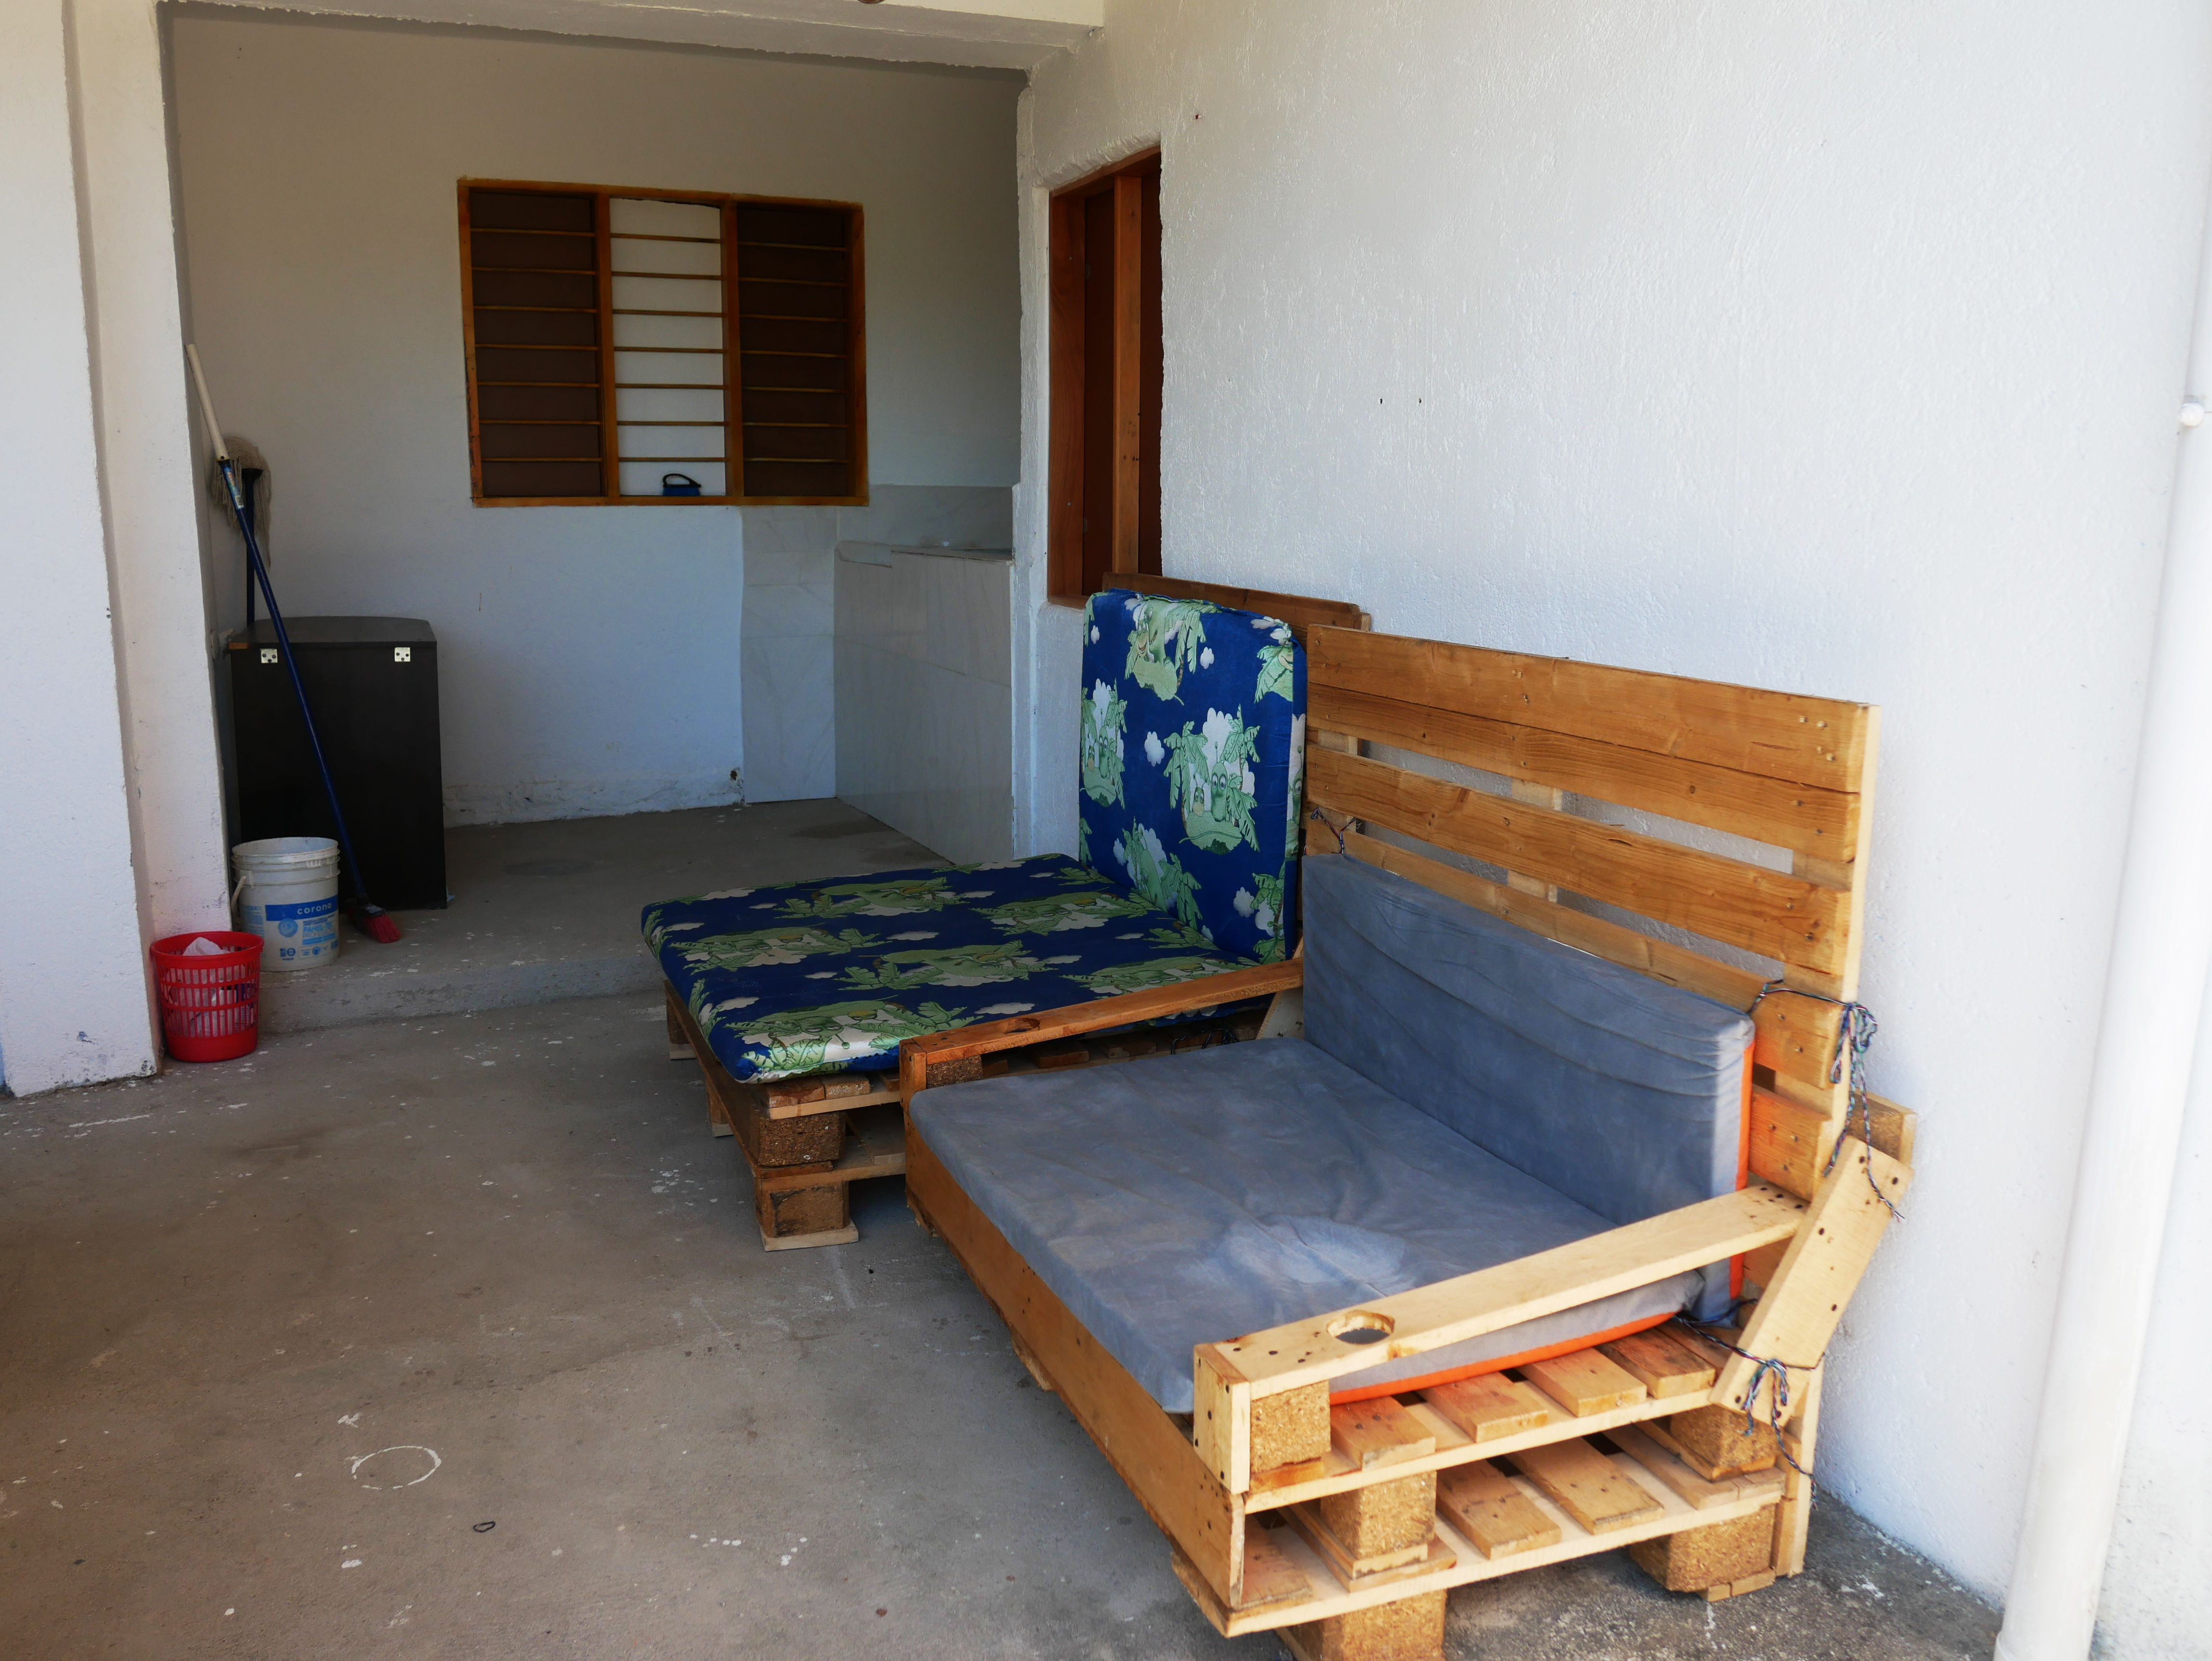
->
xmin=5 ymin=3 xmax=2211 ymax=1660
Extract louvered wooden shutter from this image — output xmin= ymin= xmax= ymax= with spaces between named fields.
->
xmin=733 ymin=202 xmax=865 ymax=501
xmin=462 ymin=181 xmax=865 ymax=507
xmin=463 ymin=188 xmax=607 ymax=501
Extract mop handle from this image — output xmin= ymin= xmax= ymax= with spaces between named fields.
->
xmin=185 ymin=346 xmax=374 ymax=902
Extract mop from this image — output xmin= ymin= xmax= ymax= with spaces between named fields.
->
xmin=187 ymin=345 xmax=402 ymax=944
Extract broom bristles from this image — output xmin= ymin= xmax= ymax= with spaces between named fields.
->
xmin=351 ymin=902 xmax=402 ymax=944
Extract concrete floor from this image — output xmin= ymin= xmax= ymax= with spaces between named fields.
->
xmin=261 ymin=801 xmax=943 ymax=1035
xmin=3 ymin=1001 xmax=2000 ymax=1660
xmin=4 ymin=802 xmax=2001 ymax=1658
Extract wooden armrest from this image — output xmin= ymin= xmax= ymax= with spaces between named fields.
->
xmin=898 ymin=958 xmax=1304 ymax=1100
xmin=1199 ymin=1181 xmax=1809 ymax=1399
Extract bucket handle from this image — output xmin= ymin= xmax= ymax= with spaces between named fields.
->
xmin=229 ymin=870 xmax=247 ymax=919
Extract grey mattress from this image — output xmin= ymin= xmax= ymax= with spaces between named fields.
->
xmin=909 ymin=1038 xmax=1705 ymax=1413
xmin=1301 ymin=853 xmax=1753 ymax=1245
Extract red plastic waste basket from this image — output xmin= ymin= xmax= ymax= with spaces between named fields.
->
xmin=150 ymin=931 xmax=263 ymax=1062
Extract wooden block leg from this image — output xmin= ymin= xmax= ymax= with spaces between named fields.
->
xmin=1253 ymin=1383 xmax=1331 ymax=1478
xmin=1629 ymin=1508 xmax=1778 ymax=1596
xmin=1655 ymin=1404 xmax=1779 ymax=1479
xmin=1288 ymin=1473 xmax=1445 ymax=1587
xmin=754 ymin=1177 xmax=857 ymax=1250
xmin=1314 ymin=1474 xmax=1436 ymax=1564
xmin=1282 ymin=1590 xmax=1446 ymax=1661
xmin=665 ymin=986 xmax=696 ymax=1061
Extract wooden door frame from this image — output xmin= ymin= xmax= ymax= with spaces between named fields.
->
xmin=1047 ymin=148 xmax=1161 ymax=602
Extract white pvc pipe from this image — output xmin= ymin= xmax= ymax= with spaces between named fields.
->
xmin=1994 ymin=182 xmax=2212 ymax=1660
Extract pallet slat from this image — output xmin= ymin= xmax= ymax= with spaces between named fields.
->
xmin=1309 ymin=682 xmax=1858 ymax=859
xmin=1419 ymin=1374 xmax=1553 ymax=1443
xmin=1435 ymin=1461 xmax=1562 ymax=1559
xmin=1330 ymin=1397 xmax=1436 ymax=1470
xmin=1305 ymin=626 xmax=1869 ymax=793
xmin=1519 ymin=1348 xmax=1648 ymax=1416
xmin=1599 ymin=1328 xmax=1720 ymax=1398
xmin=1609 ymin=1424 xmax=1781 ymax=1511
xmin=1127 ymin=575 xmax=1366 ymax=648
xmin=1716 ymin=1139 xmax=1909 ymax=1422
xmin=1211 ymin=1182 xmax=1805 ymax=1398
xmin=1308 ymin=747 xmax=1848 ymax=976
xmin=1231 ymin=1527 xmax=1317 ymax=1612
xmin=1180 ymin=1453 xmax=1782 ymax=1638
xmin=1509 ymin=1438 xmax=1665 ymax=1533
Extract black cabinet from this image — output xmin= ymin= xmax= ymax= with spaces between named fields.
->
xmin=226 ymin=617 xmax=448 ymax=910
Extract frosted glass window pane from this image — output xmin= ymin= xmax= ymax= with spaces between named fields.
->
xmin=614 ymin=350 xmax=722 ymax=385
xmin=608 ymin=197 xmax=721 ymax=238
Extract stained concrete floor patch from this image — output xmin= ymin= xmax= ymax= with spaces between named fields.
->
xmin=0 ymin=994 xmax=1999 ymax=1659
xmin=256 ymin=800 xmax=944 ymax=1036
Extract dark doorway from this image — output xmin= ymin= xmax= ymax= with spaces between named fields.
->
xmin=1049 ymin=149 xmax=1162 ymax=601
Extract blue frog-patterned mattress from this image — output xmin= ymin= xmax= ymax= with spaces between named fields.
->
xmin=643 ymin=854 xmax=1258 ymax=1084
xmin=1079 ymin=589 xmax=1306 ymax=962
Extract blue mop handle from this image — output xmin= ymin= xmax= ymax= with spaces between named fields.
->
xmin=218 ymin=459 xmax=374 ymax=902
xmin=188 ymin=348 xmax=374 ymax=903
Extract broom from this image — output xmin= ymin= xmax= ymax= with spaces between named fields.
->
xmin=187 ymin=345 xmax=402 ymax=944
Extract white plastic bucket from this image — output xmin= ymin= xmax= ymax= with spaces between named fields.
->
xmin=233 ymin=836 xmax=342 ymax=972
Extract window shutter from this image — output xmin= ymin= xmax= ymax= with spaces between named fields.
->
xmin=733 ymin=202 xmax=864 ymax=501
xmin=464 ymin=188 xmax=607 ymax=501
xmin=462 ymin=181 xmax=865 ymax=507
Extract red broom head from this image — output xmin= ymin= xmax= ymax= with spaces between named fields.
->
xmin=352 ymin=902 xmax=403 ymax=944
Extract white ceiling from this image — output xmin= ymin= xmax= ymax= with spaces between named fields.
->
xmin=200 ymin=0 xmax=1101 ymax=70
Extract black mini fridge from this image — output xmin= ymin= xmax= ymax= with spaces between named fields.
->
xmin=226 ymin=617 xmax=448 ymax=910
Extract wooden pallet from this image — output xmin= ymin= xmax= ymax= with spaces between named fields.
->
xmin=666 ymin=984 xmax=1264 ymax=1249
xmin=666 ymin=986 xmax=905 ymax=1248
xmin=897 ymin=620 xmax=1919 ymax=1660
xmin=746 ymin=1103 xmax=907 ymax=1250
xmin=1178 ymin=1445 xmax=1783 ymax=1638
xmin=1236 ymin=1336 xmax=1766 ymax=1516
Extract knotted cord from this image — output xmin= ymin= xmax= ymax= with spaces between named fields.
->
xmin=1674 ymin=1317 xmax=1819 ymax=1480
xmin=1751 ymin=984 xmax=1902 ymax=1219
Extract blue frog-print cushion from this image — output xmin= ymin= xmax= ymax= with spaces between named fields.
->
xmin=1078 ymin=589 xmax=1307 ymax=962
xmin=644 ymin=854 xmax=1254 ymax=1083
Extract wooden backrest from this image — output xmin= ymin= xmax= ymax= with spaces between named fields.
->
xmin=1300 ymin=626 xmax=1878 ymax=1197
xmin=1117 ymin=575 xmax=1369 ymax=648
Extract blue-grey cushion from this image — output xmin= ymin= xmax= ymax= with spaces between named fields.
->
xmin=910 ymin=1039 xmax=1705 ymax=1413
xmin=1302 ymin=854 xmax=1752 ymax=1248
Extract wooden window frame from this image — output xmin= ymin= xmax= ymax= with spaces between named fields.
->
xmin=459 ymin=177 xmax=869 ymax=508
xmin=1047 ymin=148 xmax=1161 ymax=602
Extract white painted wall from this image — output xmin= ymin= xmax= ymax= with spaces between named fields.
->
xmin=170 ymin=13 xmax=1020 ymax=825
xmin=1010 ymin=0 xmax=2212 ymax=1623
xmin=741 ymin=507 xmax=839 ymax=802
xmin=78 ymin=0 xmax=231 ymax=945
xmin=0 ymin=0 xmax=161 ymax=1094
xmin=834 ymin=485 xmax=1015 ymax=859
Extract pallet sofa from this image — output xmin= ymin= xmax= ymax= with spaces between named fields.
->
xmin=646 ymin=577 xmax=1365 ymax=1248
xmin=897 ymin=625 xmax=1915 ymax=1657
